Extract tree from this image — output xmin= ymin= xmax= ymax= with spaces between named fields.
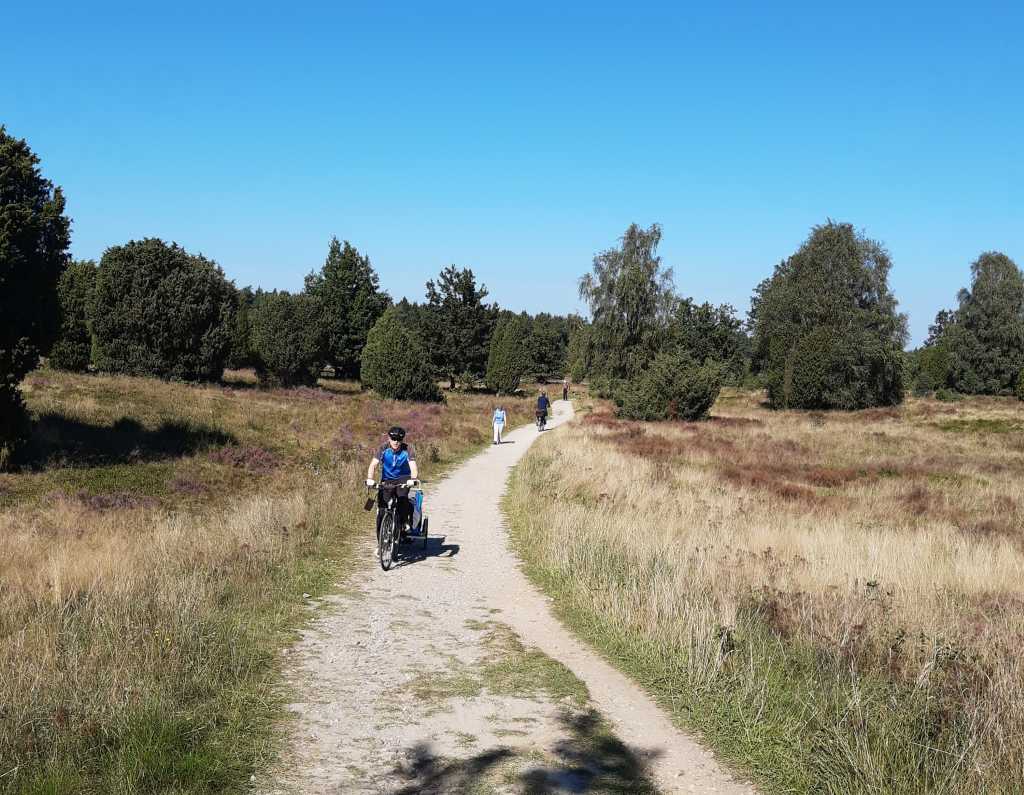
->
xmin=1 ymin=126 xmax=72 ymax=466
xmin=617 ymin=353 xmax=722 ymax=421
xmin=670 ymin=299 xmax=748 ymax=384
xmin=226 ymin=286 xmax=256 ymax=370
xmin=49 ymin=259 xmax=97 ymax=372
xmin=524 ymin=313 xmax=570 ymax=378
xmin=565 ymin=318 xmax=592 ymax=383
xmin=578 ymin=223 xmax=677 ymax=381
xmin=305 ymin=237 xmax=390 ymax=378
xmin=423 ymin=266 xmax=497 ymax=388
xmin=750 ymin=222 xmax=907 ymax=410
xmin=91 ymin=239 xmax=236 ymax=381
xmin=249 ymin=291 xmax=324 ymax=387
xmin=361 ymin=307 xmax=442 ymax=402
xmin=943 ymin=252 xmax=1024 ymax=395
xmin=486 ymin=313 xmax=531 ymax=393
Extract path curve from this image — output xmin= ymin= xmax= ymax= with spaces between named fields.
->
xmin=263 ymin=400 xmax=755 ymax=794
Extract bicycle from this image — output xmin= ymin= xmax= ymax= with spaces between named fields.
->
xmin=536 ymin=410 xmax=547 ymax=431
xmin=366 ymin=480 xmax=427 ymax=571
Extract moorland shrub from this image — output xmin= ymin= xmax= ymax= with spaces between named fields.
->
xmin=751 ymin=222 xmax=907 ymax=410
xmin=49 ymin=259 xmax=97 ymax=372
xmin=249 ymin=291 xmax=324 ymax=387
xmin=486 ymin=313 xmax=530 ymax=393
xmin=361 ymin=307 xmax=442 ymax=402
xmin=0 ymin=126 xmax=72 ymax=466
xmin=91 ymin=239 xmax=236 ymax=381
xmin=781 ymin=327 xmax=905 ymax=410
xmin=943 ymin=252 xmax=1024 ymax=395
xmin=1016 ymin=371 xmax=1024 ymax=402
xmin=617 ymin=353 xmax=722 ymax=421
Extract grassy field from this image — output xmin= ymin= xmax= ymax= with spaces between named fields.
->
xmin=0 ymin=369 xmax=533 ymax=794
xmin=505 ymin=389 xmax=1024 ymax=794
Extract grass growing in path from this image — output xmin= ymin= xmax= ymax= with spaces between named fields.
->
xmin=505 ymin=389 xmax=1024 ymax=794
xmin=0 ymin=369 xmax=533 ymax=793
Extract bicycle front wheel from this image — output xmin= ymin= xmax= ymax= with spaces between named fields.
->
xmin=380 ymin=513 xmax=396 ymax=571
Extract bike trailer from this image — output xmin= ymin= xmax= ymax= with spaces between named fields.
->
xmin=409 ymin=490 xmax=426 ymax=535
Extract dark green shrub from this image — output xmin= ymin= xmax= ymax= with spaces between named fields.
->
xmin=944 ymin=252 xmax=1024 ymax=395
xmin=1 ymin=126 xmax=72 ymax=466
xmin=91 ymin=239 xmax=235 ymax=381
xmin=49 ymin=260 xmax=97 ymax=372
xmin=1016 ymin=371 xmax=1024 ymax=402
xmin=618 ymin=354 xmax=722 ymax=421
xmin=935 ymin=388 xmax=962 ymax=403
xmin=361 ymin=307 xmax=442 ymax=402
xmin=249 ymin=292 xmax=324 ymax=387
xmin=486 ymin=314 xmax=530 ymax=393
xmin=752 ymin=222 xmax=907 ymax=410
xmin=226 ymin=287 xmax=256 ymax=370
xmin=588 ymin=375 xmax=626 ymax=402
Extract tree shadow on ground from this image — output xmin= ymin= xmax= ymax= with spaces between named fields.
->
xmin=22 ymin=414 xmax=235 ymax=470
xmin=393 ymin=536 xmax=460 ymax=568
xmin=387 ymin=708 xmax=660 ymax=794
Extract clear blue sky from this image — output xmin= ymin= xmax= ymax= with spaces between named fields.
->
xmin=4 ymin=1 xmax=1021 ymax=346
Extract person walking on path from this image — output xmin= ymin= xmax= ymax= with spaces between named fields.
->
xmin=492 ymin=404 xmax=507 ymax=445
xmin=562 ymin=379 xmax=569 ymax=402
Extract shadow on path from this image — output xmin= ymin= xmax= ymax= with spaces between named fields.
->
xmin=394 ymin=536 xmax=460 ymax=568
xmin=387 ymin=708 xmax=660 ymax=794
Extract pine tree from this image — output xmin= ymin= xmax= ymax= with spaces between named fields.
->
xmin=486 ymin=313 xmax=530 ymax=393
xmin=305 ymin=237 xmax=390 ymax=379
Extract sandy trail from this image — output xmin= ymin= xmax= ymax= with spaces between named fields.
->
xmin=262 ymin=400 xmax=755 ymax=794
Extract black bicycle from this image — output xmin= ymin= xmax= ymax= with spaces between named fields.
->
xmin=367 ymin=480 xmax=427 ymax=571
xmin=536 ymin=409 xmax=547 ymax=430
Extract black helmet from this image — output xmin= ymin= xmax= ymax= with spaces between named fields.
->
xmin=388 ymin=426 xmax=406 ymax=441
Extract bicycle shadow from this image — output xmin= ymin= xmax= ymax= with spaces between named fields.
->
xmin=394 ymin=535 xmax=460 ymax=567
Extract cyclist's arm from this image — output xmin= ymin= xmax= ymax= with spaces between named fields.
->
xmin=408 ymin=444 xmax=419 ymax=480
xmin=367 ymin=456 xmax=379 ymax=481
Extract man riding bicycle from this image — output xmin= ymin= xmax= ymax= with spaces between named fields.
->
xmin=365 ymin=426 xmax=418 ymax=547
xmin=536 ymin=390 xmax=550 ymax=428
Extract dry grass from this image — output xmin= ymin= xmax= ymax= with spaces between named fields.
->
xmin=0 ymin=369 xmax=534 ymax=793
xmin=506 ymin=388 xmax=1024 ymax=793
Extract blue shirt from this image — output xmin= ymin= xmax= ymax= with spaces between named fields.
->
xmin=493 ymin=409 xmax=506 ymax=426
xmin=377 ymin=442 xmax=415 ymax=481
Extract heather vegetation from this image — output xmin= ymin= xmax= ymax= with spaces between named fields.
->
xmin=508 ymin=389 xmax=1024 ymax=793
xmin=0 ymin=369 xmax=534 ymax=792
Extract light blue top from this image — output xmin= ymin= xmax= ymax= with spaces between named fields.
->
xmin=493 ymin=408 xmax=506 ymax=426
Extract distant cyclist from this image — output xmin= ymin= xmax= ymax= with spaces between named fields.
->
xmin=366 ymin=426 xmax=418 ymax=547
xmin=536 ymin=390 xmax=550 ymax=429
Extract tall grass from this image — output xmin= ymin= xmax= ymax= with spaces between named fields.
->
xmin=1 ymin=370 xmax=533 ymax=793
xmin=505 ymin=390 xmax=1024 ymax=793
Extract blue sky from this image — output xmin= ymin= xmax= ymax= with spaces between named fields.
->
xmin=3 ymin=1 xmax=1021 ymax=346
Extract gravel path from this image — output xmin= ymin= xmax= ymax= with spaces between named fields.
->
xmin=261 ymin=400 xmax=756 ymax=794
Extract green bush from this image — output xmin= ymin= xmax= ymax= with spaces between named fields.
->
xmin=943 ymin=252 xmax=1024 ymax=395
xmin=776 ymin=327 xmax=905 ymax=410
xmin=1016 ymin=371 xmax=1024 ymax=402
xmin=249 ymin=292 xmax=324 ymax=387
xmin=935 ymin=388 xmax=962 ymax=402
xmin=751 ymin=222 xmax=907 ymax=410
xmin=361 ymin=307 xmax=442 ymax=402
xmin=49 ymin=259 xmax=97 ymax=372
xmin=91 ymin=239 xmax=235 ymax=381
xmin=486 ymin=314 xmax=530 ymax=393
xmin=617 ymin=354 xmax=722 ymax=421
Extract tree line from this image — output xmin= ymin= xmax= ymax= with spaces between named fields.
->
xmin=4 ymin=125 xmax=1023 ymax=463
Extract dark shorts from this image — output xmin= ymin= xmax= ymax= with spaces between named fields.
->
xmin=377 ymin=480 xmax=412 ymax=531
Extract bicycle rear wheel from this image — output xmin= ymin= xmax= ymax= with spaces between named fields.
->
xmin=379 ymin=513 xmax=396 ymax=571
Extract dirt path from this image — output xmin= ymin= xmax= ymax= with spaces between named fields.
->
xmin=261 ymin=401 xmax=755 ymax=794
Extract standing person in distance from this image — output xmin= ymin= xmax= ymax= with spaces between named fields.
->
xmin=492 ymin=404 xmax=506 ymax=445
xmin=562 ymin=378 xmax=569 ymax=402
